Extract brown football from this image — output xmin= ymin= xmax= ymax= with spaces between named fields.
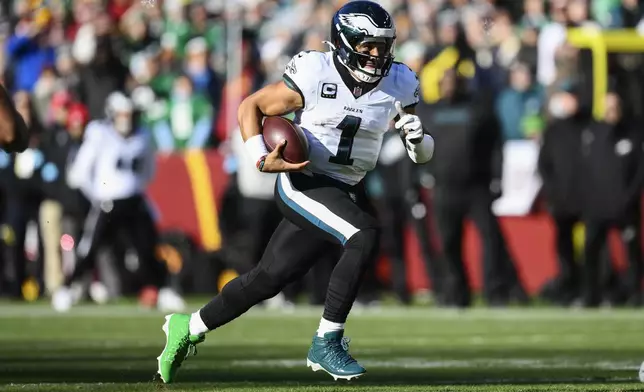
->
xmin=262 ymin=116 xmax=310 ymax=164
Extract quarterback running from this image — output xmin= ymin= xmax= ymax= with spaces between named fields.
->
xmin=155 ymin=0 xmax=434 ymax=383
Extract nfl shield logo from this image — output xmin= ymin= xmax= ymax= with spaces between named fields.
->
xmin=353 ymin=86 xmax=362 ymax=96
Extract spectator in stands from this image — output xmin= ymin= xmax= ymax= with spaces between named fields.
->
xmin=495 ymin=62 xmax=545 ymax=141
xmin=537 ymin=0 xmax=570 ymax=86
xmin=38 ymin=90 xmax=73 ymax=294
xmin=516 ymin=0 xmax=546 ymax=72
xmin=538 ymin=90 xmax=585 ymax=305
xmin=474 ymin=9 xmax=519 ymax=96
xmin=5 ymin=7 xmax=55 ymax=93
xmin=46 ymin=0 xmax=69 ymax=47
xmin=117 ymin=7 xmax=155 ymax=66
xmin=214 ymin=31 xmax=264 ymax=144
xmin=74 ymin=18 xmax=128 ymax=120
xmin=517 ymin=23 xmax=540 ymax=73
xmin=128 ymin=50 xmax=156 ymax=91
xmin=182 ymin=37 xmax=222 ymax=106
xmin=578 ymin=92 xmax=644 ymax=307
xmin=606 ymin=0 xmax=643 ymax=28
xmin=150 ymin=74 xmax=213 ymax=151
xmin=32 ymin=66 xmax=64 ymax=125
xmin=419 ymin=9 xmax=475 ymax=105
xmin=188 ymin=2 xmax=224 ymax=54
xmin=54 ymin=45 xmax=80 ymax=95
xmin=108 ymin=0 xmax=133 ymax=23
xmin=521 ymin=0 xmax=548 ymax=30
xmin=163 ymin=0 xmax=192 ymax=59
xmin=426 ymin=69 xmax=526 ymax=307
xmin=58 ymin=102 xmax=92 ymax=283
xmin=149 ymin=33 xmax=182 ymax=98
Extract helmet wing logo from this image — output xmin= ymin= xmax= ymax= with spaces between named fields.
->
xmin=339 ymin=13 xmax=382 ymax=35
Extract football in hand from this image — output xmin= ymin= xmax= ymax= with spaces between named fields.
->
xmin=262 ymin=116 xmax=309 ymax=164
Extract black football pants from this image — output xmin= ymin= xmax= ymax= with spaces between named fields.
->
xmin=583 ymin=203 xmax=643 ymax=306
xmin=200 ymin=172 xmax=380 ymax=329
xmin=234 ymin=196 xmax=306 ymax=302
xmin=433 ymin=186 xmax=522 ymax=305
xmin=63 ymin=195 xmax=165 ymax=289
xmin=378 ymin=159 xmax=443 ymax=303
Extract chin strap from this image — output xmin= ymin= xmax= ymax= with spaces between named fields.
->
xmin=330 ymin=44 xmax=382 ymax=86
xmin=322 ymin=40 xmax=337 ymax=50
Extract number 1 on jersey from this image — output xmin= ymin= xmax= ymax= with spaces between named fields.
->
xmin=329 ymin=115 xmax=361 ymax=165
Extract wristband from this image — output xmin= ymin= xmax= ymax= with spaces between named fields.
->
xmin=245 ymin=134 xmax=269 ymax=170
xmin=257 ymin=155 xmax=268 ymax=171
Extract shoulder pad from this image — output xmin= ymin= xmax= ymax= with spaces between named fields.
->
xmin=284 ymin=50 xmax=326 ymax=78
xmin=392 ymin=62 xmax=420 ymax=108
xmin=283 ymin=51 xmax=330 ymax=110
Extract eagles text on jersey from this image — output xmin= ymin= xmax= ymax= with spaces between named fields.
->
xmin=283 ymin=50 xmax=420 ymax=186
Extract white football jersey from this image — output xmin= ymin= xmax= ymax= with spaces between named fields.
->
xmin=67 ymin=121 xmax=155 ymax=202
xmin=283 ymin=51 xmax=419 ymax=185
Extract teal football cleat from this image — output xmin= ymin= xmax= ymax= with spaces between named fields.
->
xmin=156 ymin=314 xmax=204 ymax=384
xmin=306 ymin=331 xmax=366 ymax=380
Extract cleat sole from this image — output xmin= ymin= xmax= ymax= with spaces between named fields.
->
xmin=306 ymin=359 xmax=365 ymax=381
xmin=152 ymin=372 xmax=164 ymax=383
xmin=156 ymin=314 xmax=173 ymax=383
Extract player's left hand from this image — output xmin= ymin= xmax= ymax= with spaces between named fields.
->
xmin=394 ymin=101 xmax=423 ymax=144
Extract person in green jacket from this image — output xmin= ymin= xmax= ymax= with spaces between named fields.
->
xmin=149 ymin=74 xmax=213 ymax=152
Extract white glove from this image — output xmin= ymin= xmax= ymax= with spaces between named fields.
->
xmin=394 ymin=101 xmax=423 ymax=144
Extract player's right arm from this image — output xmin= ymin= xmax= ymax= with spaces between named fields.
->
xmin=238 ymin=80 xmax=303 ymax=143
xmin=237 ymin=81 xmax=309 ymax=173
xmin=0 ymin=84 xmax=29 ymax=152
xmin=237 ymin=51 xmax=319 ymax=173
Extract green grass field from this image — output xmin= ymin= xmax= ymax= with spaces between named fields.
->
xmin=1 ymin=302 xmax=644 ymax=391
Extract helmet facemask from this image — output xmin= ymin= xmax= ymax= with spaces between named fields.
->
xmin=337 ymin=33 xmax=395 ymax=83
xmin=333 ymin=20 xmax=396 ymax=83
xmin=351 ymin=37 xmax=395 ymax=83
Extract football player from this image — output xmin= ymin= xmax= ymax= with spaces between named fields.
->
xmin=156 ymin=0 xmax=434 ymax=383
xmin=51 ymin=92 xmax=186 ymax=313
xmin=0 ymin=84 xmax=29 ymax=153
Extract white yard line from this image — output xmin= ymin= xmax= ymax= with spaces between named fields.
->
xmin=3 ymin=377 xmax=637 ymax=387
xmin=229 ymin=357 xmax=640 ymax=371
xmin=1 ymin=304 xmax=644 ymax=320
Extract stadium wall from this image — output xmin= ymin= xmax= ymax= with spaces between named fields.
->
xmin=147 ymin=150 xmax=631 ymax=295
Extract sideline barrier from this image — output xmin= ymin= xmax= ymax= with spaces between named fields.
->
xmin=147 ymin=149 xmax=632 ymax=295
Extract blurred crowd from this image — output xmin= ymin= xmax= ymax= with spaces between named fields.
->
xmin=0 ymin=0 xmax=643 ymax=309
